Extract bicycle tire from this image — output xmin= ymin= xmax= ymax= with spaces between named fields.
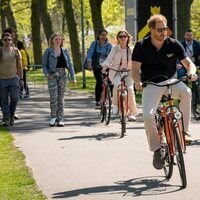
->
xmin=192 ymin=102 xmax=200 ymax=120
xmin=104 ymin=87 xmax=112 ymax=125
xmin=120 ymin=93 xmax=126 ymax=138
xmin=156 ymin=114 xmax=173 ymax=179
xmin=100 ymin=95 xmax=105 ymax=123
xmin=173 ymin=120 xmax=187 ymax=188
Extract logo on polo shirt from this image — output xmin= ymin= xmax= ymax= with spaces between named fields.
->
xmin=166 ymin=53 xmax=174 ymax=58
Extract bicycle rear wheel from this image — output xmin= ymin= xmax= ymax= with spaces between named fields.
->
xmin=104 ymin=87 xmax=112 ymax=125
xmin=120 ymin=94 xmax=126 ymax=138
xmin=173 ymin=120 xmax=187 ymax=188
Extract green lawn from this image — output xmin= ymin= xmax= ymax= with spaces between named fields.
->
xmin=27 ymin=68 xmax=142 ymax=102
xmin=0 ymin=126 xmax=46 ymax=200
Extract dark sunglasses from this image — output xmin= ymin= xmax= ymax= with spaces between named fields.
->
xmin=3 ymin=38 xmax=11 ymax=41
xmin=154 ymin=27 xmax=168 ymax=33
xmin=118 ymin=35 xmax=127 ymax=39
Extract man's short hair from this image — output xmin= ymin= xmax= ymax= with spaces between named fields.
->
xmin=185 ymin=29 xmax=192 ymax=33
xmin=147 ymin=14 xmax=167 ymax=29
xmin=3 ymin=27 xmax=15 ymax=34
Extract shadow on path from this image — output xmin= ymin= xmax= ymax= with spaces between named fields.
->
xmin=52 ymin=176 xmax=183 ymax=199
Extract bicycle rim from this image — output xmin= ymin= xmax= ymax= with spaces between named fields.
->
xmin=192 ymin=102 xmax=200 ymax=120
xmin=120 ymin=94 xmax=126 ymax=137
xmin=173 ymin=121 xmax=187 ymax=188
xmin=105 ymin=87 xmax=112 ymax=125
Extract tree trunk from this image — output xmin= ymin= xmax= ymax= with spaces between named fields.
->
xmin=0 ymin=0 xmax=6 ymax=32
xmin=3 ymin=0 xmax=17 ymax=30
xmin=89 ymin=0 xmax=104 ymax=39
xmin=31 ymin=0 xmax=42 ymax=65
xmin=39 ymin=0 xmax=53 ymax=45
xmin=63 ymin=0 xmax=82 ymax=72
xmin=177 ymin=0 xmax=193 ymax=40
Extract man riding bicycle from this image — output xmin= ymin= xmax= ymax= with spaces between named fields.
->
xmin=131 ymin=14 xmax=198 ymax=170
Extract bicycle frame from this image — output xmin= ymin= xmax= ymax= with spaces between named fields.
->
xmin=144 ymin=75 xmax=189 ymax=188
xmin=158 ymin=87 xmax=186 ymax=156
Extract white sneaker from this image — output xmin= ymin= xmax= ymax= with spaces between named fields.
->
xmin=49 ymin=117 xmax=57 ymax=127
xmin=128 ymin=115 xmax=136 ymax=121
xmin=57 ymin=121 xmax=65 ymax=127
xmin=112 ymin=106 xmax=118 ymax=115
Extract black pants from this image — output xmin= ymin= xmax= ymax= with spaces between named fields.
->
xmin=93 ymin=68 xmax=103 ymax=102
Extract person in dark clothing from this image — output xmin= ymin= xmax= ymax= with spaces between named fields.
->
xmin=177 ymin=29 xmax=200 ymax=79
xmin=132 ymin=14 xmax=198 ymax=170
xmin=87 ymin=29 xmax=112 ymax=109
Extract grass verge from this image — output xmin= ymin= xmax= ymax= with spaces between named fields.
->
xmin=0 ymin=126 xmax=46 ymax=200
xmin=27 ymin=68 xmax=142 ymax=102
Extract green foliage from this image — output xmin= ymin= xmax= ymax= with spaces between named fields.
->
xmin=191 ymin=0 xmax=200 ymax=40
xmin=102 ymin=0 xmax=124 ymax=28
xmin=0 ymin=127 xmax=46 ymax=199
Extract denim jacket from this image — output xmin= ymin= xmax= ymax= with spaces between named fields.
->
xmin=87 ymin=40 xmax=112 ymax=64
xmin=42 ymin=47 xmax=76 ymax=81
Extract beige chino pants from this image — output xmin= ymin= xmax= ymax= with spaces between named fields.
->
xmin=142 ymin=78 xmax=192 ymax=152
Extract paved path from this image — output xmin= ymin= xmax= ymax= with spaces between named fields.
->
xmin=4 ymin=87 xmax=200 ymax=200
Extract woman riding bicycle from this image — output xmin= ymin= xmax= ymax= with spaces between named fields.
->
xmin=101 ymin=30 xmax=138 ymax=121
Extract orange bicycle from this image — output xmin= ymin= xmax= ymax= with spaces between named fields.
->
xmin=143 ymin=75 xmax=188 ymax=188
xmin=110 ymin=68 xmax=130 ymax=137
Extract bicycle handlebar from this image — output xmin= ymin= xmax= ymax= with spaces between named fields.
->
xmin=142 ymin=75 xmax=189 ymax=88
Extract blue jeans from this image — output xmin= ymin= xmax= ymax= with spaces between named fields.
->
xmin=0 ymin=85 xmax=19 ymax=119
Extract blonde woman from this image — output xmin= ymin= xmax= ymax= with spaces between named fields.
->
xmin=101 ymin=30 xmax=138 ymax=121
xmin=42 ymin=32 xmax=76 ymax=127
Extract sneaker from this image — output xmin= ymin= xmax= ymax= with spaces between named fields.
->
xmin=14 ymin=114 xmax=19 ymax=120
xmin=49 ymin=117 xmax=57 ymax=127
xmin=112 ymin=105 xmax=118 ymax=115
xmin=95 ymin=102 xmax=101 ymax=109
xmin=185 ymin=133 xmax=193 ymax=145
xmin=153 ymin=149 xmax=163 ymax=170
xmin=128 ymin=115 xmax=136 ymax=121
xmin=57 ymin=121 xmax=65 ymax=127
xmin=24 ymin=94 xmax=30 ymax=99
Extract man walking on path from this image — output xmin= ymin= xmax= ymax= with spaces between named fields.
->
xmin=0 ymin=32 xmax=23 ymax=126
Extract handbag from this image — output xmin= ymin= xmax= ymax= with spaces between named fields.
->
xmin=91 ymin=41 xmax=99 ymax=69
xmin=83 ymin=41 xmax=99 ymax=70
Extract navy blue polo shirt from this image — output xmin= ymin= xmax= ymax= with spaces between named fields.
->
xmin=132 ymin=36 xmax=187 ymax=83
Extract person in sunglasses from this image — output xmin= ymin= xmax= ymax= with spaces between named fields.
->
xmin=0 ymin=32 xmax=23 ymax=126
xmin=132 ymin=14 xmax=198 ymax=170
xmin=101 ymin=30 xmax=138 ymax=121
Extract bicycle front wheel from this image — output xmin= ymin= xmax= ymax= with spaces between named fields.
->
xmin=173 ymin=120 xmax=187 ymax=188
xmin=104 ymin=87 xmax=112 ymax=125
xmin=192 ymin=102 xmax=200 ymax=120
xmin=120 ymin=94 xmax=126 ymax=138
xmin=157 ymin=115 xmax=173 ymax=179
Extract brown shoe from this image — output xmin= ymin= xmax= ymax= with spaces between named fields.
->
xmin=185 ymin=133 xmax=193 ymax=145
